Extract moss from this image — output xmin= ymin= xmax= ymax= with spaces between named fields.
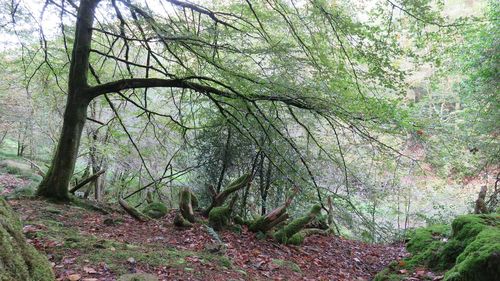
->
xmin=208 ymin=206 xmax=231 ymax=231
xmin=272 ymin=258 xmax=301 ymax=273
xmin=443 ymin=227 xmax=500 ymax=281
xmin=406 ymin=224 xmax=450 ymax=254
xmin=373 ymin=268 xmax=405 ymax=281
xmin=190 ymin=191 xmax=199 ymax=209
xmin=143 ymin=202 xmax=168 ymax=219
xmin=0 ymin=198 xmax=55 ymax=281
xmin=233 ymin=215 xmax=250 ymax=226
xmin=82 ymin=244 xmax=192 ymax=275
xmin=173 ymin=212 xmax=192 ymax=228
xmin=5 ymin=184 xmax=37 ymax=199
xmin=118 ymin=273 xmax=159 ymax=281
xmin=179 ymin=188 xmax=195 ymax=223
xmin=401 ymin=224 xmax=451 ymax=269
xmin=378 ymin=214 xmax=500 ymax=281
xmin=249 ymin=216 xmax=266 ymax=232
xmin=223 ymin=173 xmax=252 ymax=194
xmin=273 ymin=204 xmax=321 ymax=244
xmin=287 ymin=233 xmax=305 ymax=245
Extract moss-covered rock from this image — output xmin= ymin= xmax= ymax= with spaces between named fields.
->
xmin=377 ymin=213 xmax=500 ymax=281
xmin=443 ymin=217 xmax=500 ymax=281
xmin=0 ymin=198 xmax=55 ymax=281
xmin=404 ymin=224 xmax=451 ymax=269
xmin=142 ymin=202 xmax=168 ymax=219
xmin=208 ymin=206 xmax=231 ymax=231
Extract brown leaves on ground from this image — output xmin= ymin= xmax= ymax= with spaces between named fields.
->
xmin=10 ymin=199 xmax=405 ymax=281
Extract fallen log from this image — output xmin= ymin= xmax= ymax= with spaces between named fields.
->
xmin=69 ymin=170 xmax=105 ymax=194
xmin=118 ymin=198 xmax=150 ymax=222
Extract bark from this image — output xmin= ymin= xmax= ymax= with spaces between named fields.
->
xmin=327 ymin=196 xmax=334 ymax=226
xmin=474 ymin=186 xmax=488 ymax=214
xmin=37 ymin=99 xmax=90 ymax=200
xmin=69 ymin=170 xmax=106 ymax=194
xmin=36 ymin=0 xmax=99 ymax=201
xmin=273 ymin=204 xmax=321 ymax=244
xmin=204 ymin=173 xmax=252 ymax=216
xmin=249 ymin=194 xmax=295 ymax=233
xmin=179 ymin=187 xmax=196 ymax=223
xmin=216 ymin=127 xmax=232 ymax=193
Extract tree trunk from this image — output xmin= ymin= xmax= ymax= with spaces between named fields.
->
xmin=37 ymin=98 xmax=90 ymax=200
xmin=36 ymin=0 xmax=98 ymax=201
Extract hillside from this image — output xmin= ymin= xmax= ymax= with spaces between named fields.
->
xmin=3 ymin=189 xmax=403 ymax=281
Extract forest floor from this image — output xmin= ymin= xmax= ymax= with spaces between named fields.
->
xmin=1 ymin=172 xmax=407 ymax=281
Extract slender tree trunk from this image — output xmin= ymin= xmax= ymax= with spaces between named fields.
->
xmin=37 ymin=98 xmax=90 ymax=200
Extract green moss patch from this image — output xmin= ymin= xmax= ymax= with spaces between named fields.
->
xmin=142 ymin=202 xmax=168 ymax=219
xmin=444 ymin=222 xmax=500 ymax=281
xmin=376 ymin=213 xmax=500 ymax=281
xmin=272 ymin=259 xmax=301 ymax=273
xmin=273 ymin=204 xmax=321 ymax=244
xmin=0 ymin=198 xmax=55 ymax=281
xmin=208 ymin=206 xmax=231 ymax=231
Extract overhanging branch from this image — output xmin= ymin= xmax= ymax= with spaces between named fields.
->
xmin=87 ymin=78 xmax=233 ymax=99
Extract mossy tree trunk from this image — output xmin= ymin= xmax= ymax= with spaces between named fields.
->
xmin=0 ymin=198 xmax=55 ymax=280
xmin=179 ymin=187 xmax=196 ymax=223
xmin=274 ymin=204 xmax=322 ymax=244
xmin=249 ymin=195 xmax=294 ymax=232
xmin=204 ymin=173 xmax=252 ymax=216
xmin=36 ymin=0 xmax=98 ymax=201
xmin=118 ymin=198 xmax=150 ymax=222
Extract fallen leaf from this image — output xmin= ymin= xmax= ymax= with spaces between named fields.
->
xmin=83 ymin=266 xmax=97 ymax=274
xmin=67 ymin=274 xmax=81 ymax=281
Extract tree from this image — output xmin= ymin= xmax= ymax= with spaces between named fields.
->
xmin=2 ymin=0 xmax=443 ymax=202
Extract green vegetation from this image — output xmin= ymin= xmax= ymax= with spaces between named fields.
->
xmin=143 ymin=202 xmax=168 ymax=219
xmin=274 ymin=205 xmax=321 ymax=245
xmin=375 ymin=213 xmax=500 ymax=281
xmin=0 ymin=198 xmax=55 ymax=281
xmin=208 ymin=206 xmax=232 ymax=231
xmin=272 ymin=259 xmax=302 ymax=273
xmin=0 ymin=0 xmax=498 ymax=280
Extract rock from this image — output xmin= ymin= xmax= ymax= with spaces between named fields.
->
xmin=0 ymin=198 xmax=55 ymax=280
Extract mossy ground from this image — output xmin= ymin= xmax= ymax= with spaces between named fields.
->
xmin=7 ymin=198 xmax=247 ymax=280
xmin=375 ymin=213 xmax=500 ymax=281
